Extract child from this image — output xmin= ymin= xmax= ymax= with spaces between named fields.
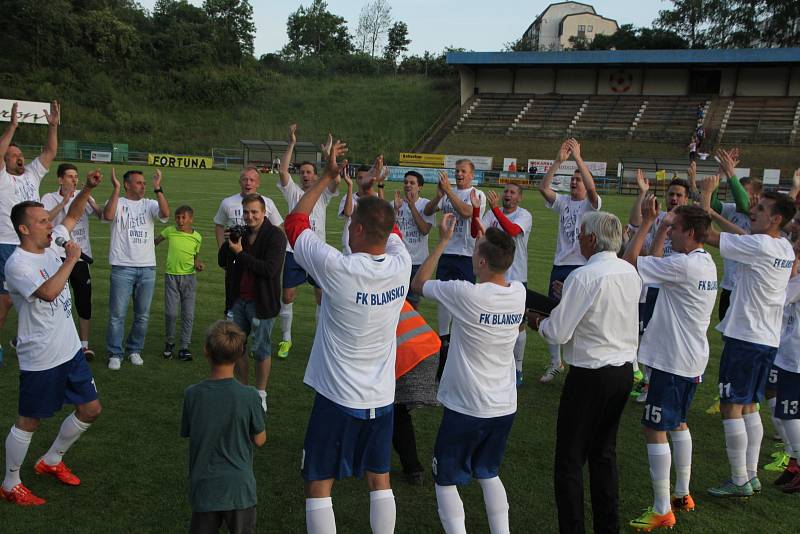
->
xmin=156 ymin=205 xmax=203 ymax=361
xmin=181 ymin=320 xmax=266 ymax=533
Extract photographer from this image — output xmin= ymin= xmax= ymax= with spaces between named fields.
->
xmin=218 ymin=194 xmax=286 ymax=413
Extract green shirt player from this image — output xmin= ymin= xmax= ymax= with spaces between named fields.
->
xmin=181 ymin=320 xmax=266 ymax=533
xmin=155 ymin=205 xmax=203 ymax=361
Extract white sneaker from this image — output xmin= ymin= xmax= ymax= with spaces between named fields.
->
xmin=108 ymin=357 xmax=121 ymax=371
xmin=540 ymin=363 xmax=564 ymax=384
xmin=128 ymin=353 xmax=144 ymax=366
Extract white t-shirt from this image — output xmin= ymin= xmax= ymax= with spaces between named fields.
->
xmin=41 ymin=191 xmax=97 ymax=260
xmin=338 ymin=192 xmax=376 ymax=255
xmin=0 ymin=171 xmax=20 ymax=245
xmin=437 ymin=187 xmax=485 ymax=257
xmin=637 ymin=249 xmax=718 ymax=378
xmin=547 ymin=193 xmax=601 ymax=266
xmin=293 ymin=229 xmax=412 ymax=409
xmin=213 ymin=193 xmax=283 ymax=229
xmin=10 ymin=157 xmax=47 ymax=202
xmin=277 ymin=180 xmax=335 ymax=243
xmin=720 ymin=203 xmax=751 ymax=291
xmin=776 ymin=276 xmax=800 ymax=374
xmin=482 ymin=207 xmax=533 ymax=283
xmin=716 ymin=233 xmax=795 ymax=347
xmin=644 ymin=211 xmax=674 ymax=258
xmin=396 ymin=198 xmax=435 ymax=265
xmin=4 ymin=225 xmax=82 ymax=371
xmin=423 ymin=280 xmax=525 ymax=418
xmin=108 ymin=197 xmax=168 ymax=267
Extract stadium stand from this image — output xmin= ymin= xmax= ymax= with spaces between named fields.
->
xmin=718 ymin=97 xmax=800 ymax=145
xmin=633 ymin=97 xmax=706 ymax=142
xmin=453 ymin=93 xmax=530 ymax=134
xmin=569 ymin=95 xmax=645 ymax=139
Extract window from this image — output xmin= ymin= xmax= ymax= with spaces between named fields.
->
xmin=588 ymin=25 xmax=594 ymax=32
xmin=578 ymin=25 xmax=586 ymax=31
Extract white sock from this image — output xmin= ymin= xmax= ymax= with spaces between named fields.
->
xmin=81 ymin=339 xmax=89 ymax=349
xmin=647 ymin=443 xmax=671 ymax=515
xmin=547 ymin=343 xmax=561 ymax=368
xmin=437 ymin=307 xmax=452 ymax=336
xmin=43 ymin=412 xmax=91 ymax=466
xmin=723 ymin=418 xmax=748 ymax=485
xmin=306 ymin=497 xmax=336 ymax=534
xmin=279 ymin=302 xmax=293 ymax=342
xmin=784 ymin=419 xmax=800 ymax=458
xmin=670 ymin=429 xmax=692 ymax=497
xmin=3 ymin=426 xmax=33 ymax=491
xmin=632 ymin=356 xmax=640 ymax=374
xmin=258 ymin=390 xmax=267 ymax=413
xmin=743 ymin=411 xmax=763 ymax=480
xmin=513 ymin=331 xmax=526 ymax=373
xmin=369 ymin=489 xmax=395 ymax=534
xmin=478 ymin=477 xmax=510 ymax=534
xmin=435 ymin=484 xmax=466 ymax=534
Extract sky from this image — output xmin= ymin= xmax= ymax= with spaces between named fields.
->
xmin=138 ymin=0 xmax=668 ymax=56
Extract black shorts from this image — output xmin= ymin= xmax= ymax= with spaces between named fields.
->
xmin=69 ymin=260 xmax=92 ymax=320
xmin=190 ymin=506 xmax=256 ymax=534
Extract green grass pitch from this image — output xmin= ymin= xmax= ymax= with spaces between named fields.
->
xmin=0 ymin=163 xmax=795 ymax=533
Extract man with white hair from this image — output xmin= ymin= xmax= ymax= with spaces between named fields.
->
xmin=530 ymin=211 xmax=641 ymax=534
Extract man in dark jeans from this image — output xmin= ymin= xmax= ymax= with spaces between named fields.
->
xmin=218 ymin=194 xmax=286 ymax=414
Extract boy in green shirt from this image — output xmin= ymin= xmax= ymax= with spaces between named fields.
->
xmin=181 ymin=320 xmax=266 ymax=533
xmin=155 ymin=205 xmax=203 ymax=361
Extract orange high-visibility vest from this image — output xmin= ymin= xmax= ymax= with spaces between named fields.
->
xmin=395 ymin=300 xmax=441 ymax=378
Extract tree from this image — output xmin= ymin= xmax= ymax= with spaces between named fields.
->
xmin=502 ymin=37 xmax=535 ymax=52
xmin=384 ymin=21 xmax=410 ymax=65
xmin=577 ymin=24 xmax=689 ymax=50
xmin=655 ymin=0 xmax=711 ymax=48
xmin=355 ymin=0 xmax=393 ymax=57
xmin=151 ymin=0 xmax=216 ymax=68
xmin=283 ymin=0 xmax=352 ymax=58
xmin=203 ymin=0 xmax=256 ymax=64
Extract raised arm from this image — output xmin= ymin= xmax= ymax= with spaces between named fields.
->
xmin=406 ymin=192 xmax=432 ymax=235
xmin=649 ymin=211 xmax=673 ymax=258
xmin=628 ymin=169 xmax=649 ymax=228
xmin=622 ymin=194 xmax=659 ymax=266
xmin=61 ymin=170 xmax=102 ymax=233
xmin=279 ymin=124 xmax=296 ymax=188
xmin=718 ymin=147 xmax=749 ymax=213
xmin=294 ymin=141 xmax=346 ymax=217
xmin=103 ymin=168 xmax=121 ymax=221
xmin=410 ymin=214 xmax=456 ymax=295
xmin=568 ymin=138 xmax=599 ymax=209
xmin=423 ymin=179 xmax=444 ymax=216
xmin=153 ymin=169 xmax=169 ymax=219
xmin=320 ymin=133 xmax=340 ymax=194
xmin=34 ymin=242 xmax=80 ymax=302
xmin=0 ymin=102 xmax=19 ymax=172
xmin=438 ymin=171 xmax=472 ymax=218
xmin=790 ymin=168 xmax=800 ymax=201
xmin=538 ymin=140 xmax=570 ymax=205
xmin=700 ymin=175 xmax=744 ymax=247
xmin=39 ymin=100 xmax=60 ymax=169
xmin=687 ymin=160 xmax=699 ymax=202
xmin=342 ymin=165 xmax=354 ymax=217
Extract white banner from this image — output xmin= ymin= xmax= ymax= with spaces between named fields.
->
xmin=503 ymin=158 xmax=518 ymax=172
xmin=527 ymin=159 xmax=607 ymax=177
xmin=91 ymin=151 xmax=112 ymax=163
xmin=0 ymin=99 xmax=52 ymax=124
xmin=443 ymin=154 xmax=493 ymax=171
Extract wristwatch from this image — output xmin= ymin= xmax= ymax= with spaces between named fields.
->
xmin=153 ymin=188 xmax=164 ymax=194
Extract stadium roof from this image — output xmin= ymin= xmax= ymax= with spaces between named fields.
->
xmin=447 ymin=48 xmax=800 ymax=67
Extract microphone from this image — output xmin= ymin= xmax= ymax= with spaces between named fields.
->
xmin=54 ymin=237 xmax=94 ymax=264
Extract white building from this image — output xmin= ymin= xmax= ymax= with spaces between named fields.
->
xmin=522 ymin=2 xmax=619 ymax=51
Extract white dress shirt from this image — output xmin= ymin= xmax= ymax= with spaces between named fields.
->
xmin=539 ymin=251 xmax=642 ymax=369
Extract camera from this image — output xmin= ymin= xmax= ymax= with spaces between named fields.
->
xmin=228 ymin=225 xmax=250 ymax=243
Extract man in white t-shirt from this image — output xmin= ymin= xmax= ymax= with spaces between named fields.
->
xmin=410 ymin=215 xmax=525 ymax=534
xmin=530 ymin=211 xmax=640 ymax=534
xmin=103 ymin=169 xmax=170 ymax=370
xmin=284 ymin=142 xmax=410 ymax=534
xmin=0 ymin=101 xmax=60 ymax=364
xmin=338 ymin=159 xmax=386 ymax=255
xmin=1 ymin=172 xmax=102 ymax=506
xmin=423 ymin=160 xmax=486 ymax=375
xmin=699 ymin=177 xmax=796 ymax=498
xmin=41 ymin=163 xmax=103 ymax=360
xmin=622 ymin=199 xmax=717 ymax=531
xmin=394 ymin=170 xmax=435 ymax=308
xmin=275 ymin=125 xmax=339 ymax=359
xmin=537 ymin=138 xmax=601 ymax=384
xmin=478 ymin=185 xmax=532 ymax=387
xmin=214 ymin=167 xmax=283 ymax=317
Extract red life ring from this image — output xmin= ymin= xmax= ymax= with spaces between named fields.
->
xmin=609 ymin=70 xmax=633 ymax=93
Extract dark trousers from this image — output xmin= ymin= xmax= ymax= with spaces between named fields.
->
xmin=392 ymin=404 xmax=422 ymax=474
xmin=718 ymin=288 xmax=731 ymax=322
xmin=554 ymin=362 xmax=632 ymax=534
xmin=190 ymin=506 xmax=256 ymax=534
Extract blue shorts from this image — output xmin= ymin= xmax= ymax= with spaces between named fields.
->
xmin=767 ymin=365 xmax=780 ymax=390
xmin=432 ymin=408 xmax=515 ymax=486
xmin=718 ymin=336 xmax=777 ymax=405
xmin=639 ymin=287 xmax=660 ymax=334
xmin=230 ymin=299 xmax=275 ymax=361
xmin=436 ymin=254 xmax=474 ymax=284
xmin=548 ymin=264 xmax=581 ymax=301
xmin=0 ymin=243 xmax=17 ymax=295
xmin=19 ymin=350 xmax=98 ymax=419
xmin=775 ymin=367 xmax=800 ymax=420
xmin=641 ymin=368 xmax=698 ymax=430
xmin=282 ymin=252 xmax=319 ymax=289
xmin=301 ymin=394 xmax=393 ymax=481
xmin=407 ymin=265 xmax=421 ymax=307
